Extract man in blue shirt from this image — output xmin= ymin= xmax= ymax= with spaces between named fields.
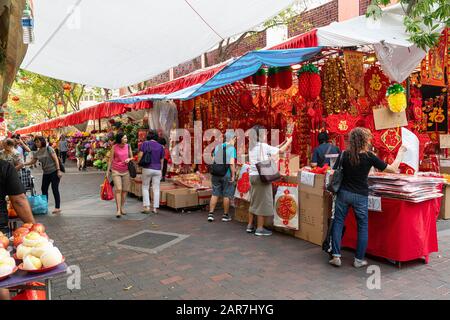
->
xmin=311 ymin=132 xmax=340 ymax=167
xmin=208 ymin=131 xmax=237 ymax=223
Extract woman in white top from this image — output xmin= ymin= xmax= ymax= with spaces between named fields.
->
xmin=248 ymin=125 xmax=292 ymax=236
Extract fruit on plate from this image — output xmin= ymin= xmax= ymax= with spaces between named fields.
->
xmin=0 ymin=236 xmax=9 ymax=249
xmin=40 ymin=247 xmax=63 ymax=268
xmin=0 ymin=260 xmax=15 ymax=277
xmin=30 ymin=242 xmax=53 ymax=258
xmin=22 ymin=223 xmax=33 ymax=230
xmin=31 ymin=223 xmax=45 ymax=234
xmin=22 ymin=232 xmax=47 ymax=247
xmin=13 ymin=227 xmax=30 ymax=238
xmin=16 ymin=244 xmax=33 ymax=260
xmin=13 ymin=234 xmax=25 ymax=248
xmin=23 ymin=255 xmax=42 ymax=270
xmin=0 ymin=248 xmax=10 ymax=260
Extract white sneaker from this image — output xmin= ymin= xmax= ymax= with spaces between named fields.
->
xmin=353 ymin=259 xmax=368 ymax=268
xmin=329 ymin=257 xmax=341 ymax=267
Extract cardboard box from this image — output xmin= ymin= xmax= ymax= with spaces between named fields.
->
xmin=151 ymin=182 xmax=183 ymax=206
xmin=197 ymin=189 xmax=212 ymax=205
xmin=373 ymin=106 xmax=408 ymax=130
xmin=295 ymin=192 xmax=331 ymax=246
xmin=280 ymin=155 xmax=300 ymax=176
xmin=166 ymin=189 xmax=199 ymax=209
xmin=439 ymin=184 xmax=450 ymax=220
xmin=298 ymin=171 xmax=326 ymax=196
xmin=234 ymin=199 xmax=250 ymax=223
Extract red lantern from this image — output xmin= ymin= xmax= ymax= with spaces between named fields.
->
xmin=276 ymin=66 xmax=293 ymax=90
xmin=11 ymin=96 xmax=20 ymax=103
xmin=297 ymin=64 xmax=322 ymax=101
xmin=252 ymin=68 xmax=267 ymax=87
xmin=267 ymin=67 xmax=278 ymax=89
xmin=57 ymin=100 xmax=63 ymax=106
xmin=63 ymin=83 xmax=72 ymax=92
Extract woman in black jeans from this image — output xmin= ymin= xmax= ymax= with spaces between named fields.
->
xmin=25 ymin=136 xmax=63 ymax=214
xmin=329 ymin=127 xmax=405 ymax=268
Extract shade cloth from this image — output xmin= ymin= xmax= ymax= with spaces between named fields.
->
xmin=21 ymin=0 xmax=297 ymax=88
xmin=342 ymin=197 xmax=441 ymax=263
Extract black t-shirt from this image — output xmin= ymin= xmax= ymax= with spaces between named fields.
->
xmin=336 ymin=151 xmax=387 ymax=196
xmin=0 ymin=160 xmax=25 ymax=227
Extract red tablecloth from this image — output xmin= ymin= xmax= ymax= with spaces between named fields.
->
xmin=342 ymin=197 xmax=441 ymax=263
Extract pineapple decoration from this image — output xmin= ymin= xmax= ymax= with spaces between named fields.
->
xmin=252 ymin=68 xmax=267 ymax=87
xmin=386 ymin=83 xmax=407 ymax=113
xmin=297 ymin=63 xmax=322 ymax=101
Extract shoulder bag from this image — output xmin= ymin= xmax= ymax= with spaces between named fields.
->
xmin=326 ymin=151 xmax=345 ymax=194
xmin=255 ymin=143 xmax=280 ymax=183
xmin=47 ymin=146 xmax=65 ymax=173
xmin=127 ymin=145 xmax=137 ymax=178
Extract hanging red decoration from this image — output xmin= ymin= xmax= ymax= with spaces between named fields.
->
xmin=276 ymin=66 xmax=293 ymax=90
xmin=236 ymin=168 xmax=251 ymax=197
xmin=253 ymin=68 xmax=267 ymax=87
xmin=183 ymin=99 xmax=195 ymax=113
xmin=297 ymin=64 xmax=322 ymax=101
xmin=57 ymin=100 xmax=63 ymax=106
xmin=11 ymin=96 xmax=20 ymax=103
xmin=326 ymin=113 xmax=360 ymax=150
xmin=239 ymin=90 xmax=254 ymax=112
xmin=63 ymin=83 xmax=72 ymax=92
xmin=267 ymin=67 xmax=278 ymax=89
xmin=243 ymin=76 xmax=253 ymax=84
xmin=364 ymin=65 xmax=389 ymax=106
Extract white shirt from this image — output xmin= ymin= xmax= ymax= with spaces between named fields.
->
xmin=249 ymin=142 xmax=279 ymax=176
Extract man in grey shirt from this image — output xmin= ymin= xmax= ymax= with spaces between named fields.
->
xmin=58 ymin=135 xmax=69 ymax=164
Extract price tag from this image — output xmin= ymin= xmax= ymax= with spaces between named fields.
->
xmin=300 ymin=171 xmax=315 ymax=187
xmin=368 ymin=196 xmax=382 ymax=212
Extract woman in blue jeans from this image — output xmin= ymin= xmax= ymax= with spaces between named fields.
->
xmin=329 ymin=127 xmax=406 ymax=268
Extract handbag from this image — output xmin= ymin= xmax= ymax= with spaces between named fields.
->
xmin=255 ymin=143 xmax=281 ymax=183
xmin=209 ymin=145 xmax=229 ymax=177
xmin=27 ymin=195 xmax=48 ymax=215
xmin=100 ymin=178 xmax=114 ymax=201
xmin=326 ymin=151 xmax=345 ymax=194
xmin=47 ymin=146 xmax=65 ymax=173
xmin=127 ymin=145 xmax=137 ymax=178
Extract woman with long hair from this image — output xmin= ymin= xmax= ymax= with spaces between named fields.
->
xmin=138 ymin=130 xmax=164 ymax=214
xmin=106 ymin=133 xmax=133 ymax=218
xmin=329 ymin=127 xmax=406 ymax=268
xmin=24 ymin=136 xmax=63 ymax=214
xmin=248 ymin=125 xmax=292 ymax=236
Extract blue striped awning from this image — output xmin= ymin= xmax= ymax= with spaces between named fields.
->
xmin=109 ymin=47 xmax=321 ymax=103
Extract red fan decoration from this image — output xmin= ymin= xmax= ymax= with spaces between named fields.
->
xmin=276 ymin=66 xmax=293 ymax=90
xmin=297 ymin=64 xmax=322 ymax=101
xmin=364 ymin=65 xmax=389 ymax=106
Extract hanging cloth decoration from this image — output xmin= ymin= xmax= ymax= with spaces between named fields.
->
xmin=297 ymin=63 xmax=322 ymax=102
xmin=234 ymin=164 xmax=251 ymax=202
xmin=386 ymin=83 xmax=407 ymax=113
xmin=273 ymin=185 xmax=299 ymax=230
xmin=364 ymin=65 xmax=389 ymax=106
xmin=239 ymin=89 xmax=255 ymax=112
xmin=325 ymin=113 xmax=360 ymax=150
xmin=371 ymin=127 xmax=402 ymax=164
xmin=343 ymin=50 xmax=365 ymax=99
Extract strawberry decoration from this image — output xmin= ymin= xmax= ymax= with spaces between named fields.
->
xmin=252 ymin=68 xmax=267 ymax=87
xmin=297 ymin=64 xmax=322 ymax=101
xmin=276 ymin=66 xmax=293 ymax=90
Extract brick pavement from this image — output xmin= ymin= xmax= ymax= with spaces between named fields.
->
xmin=27 ymin=162 xmax=450 ymax=300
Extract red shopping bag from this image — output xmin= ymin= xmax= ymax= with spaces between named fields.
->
xmin=12 ymin=282 xmax=47 ymax=300
xmin=100 ymin=178 xmax=114 ymax=201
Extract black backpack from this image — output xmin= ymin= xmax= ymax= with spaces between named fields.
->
xmin=209 ymin=145 xmax=229 ymax=177
xmin=47 ymin=146 xmax=65 ymax=173
xmin=138 ymin=145 xmax=152 ymax=167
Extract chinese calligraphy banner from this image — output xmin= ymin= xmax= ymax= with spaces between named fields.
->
xmin=421 ymin=29 xmax=448 ymax=87
xmin=421 ymin=85 xmax=448 ymax=133
xmin=344 ymin=50 xmax=365 ymax=98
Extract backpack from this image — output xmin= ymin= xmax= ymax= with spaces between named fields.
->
xmin=138 ymin=142 xmax=153 ymax=167
xmin=209 ymin=145 xmax=229 ymax=177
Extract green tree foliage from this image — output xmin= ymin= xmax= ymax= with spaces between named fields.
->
xmin=367 ymin=0 xmax=449 ymax=50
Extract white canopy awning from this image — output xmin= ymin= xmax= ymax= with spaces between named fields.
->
xmin=21 ymin=0 xmax=296 ymax=89
xmin=316 ymin=4 xmax=445 ymax=82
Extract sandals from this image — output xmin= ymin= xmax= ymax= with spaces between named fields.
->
xmin=52 ymin=209 xmax=62 ymax=214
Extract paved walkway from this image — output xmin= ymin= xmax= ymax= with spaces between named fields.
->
xmin=28 ymin=162 xmax=450 ymax=300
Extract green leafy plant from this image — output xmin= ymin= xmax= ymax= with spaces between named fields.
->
xmin=366 ymin=0 xmax=449 ymax=50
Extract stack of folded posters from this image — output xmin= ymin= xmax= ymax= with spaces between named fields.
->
xmin=368 ymin=172 xmax=445 ymax=203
